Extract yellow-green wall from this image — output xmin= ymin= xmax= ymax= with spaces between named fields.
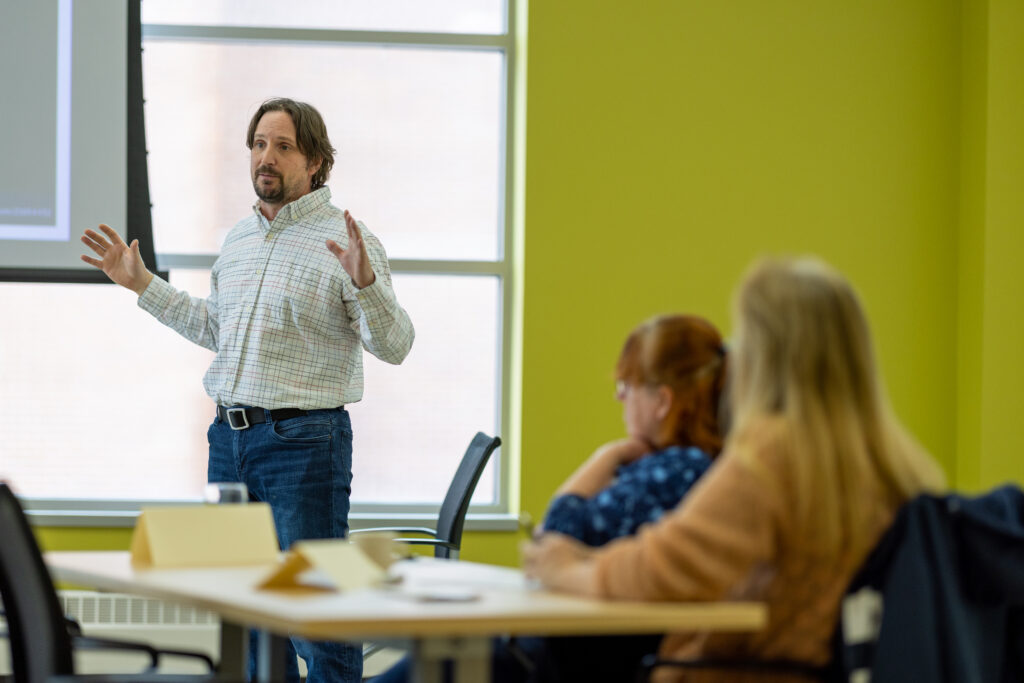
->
xmin=37 ymin=1 xmax=1023 ymax=567
xmin=956 ymin=0 xmax=1024 ymax=490
xmin=974 ymin=0 xmax=1024 ymax=487
xmin=519 ymin=0 xmax=1021 ymax=561
xmin=36 ymin=527 xmax=133 ymax=551
xmin=956 ymin=0 xmax=989 ymax=491
xmin=522 ymin=0 xmax=963 ymax=527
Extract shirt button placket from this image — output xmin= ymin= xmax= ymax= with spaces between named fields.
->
xmin=232 ymin=230 xmax=273 ymax=376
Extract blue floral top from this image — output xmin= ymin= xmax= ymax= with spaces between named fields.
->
xmin=543 ymin=445 xmax=712 ymax=547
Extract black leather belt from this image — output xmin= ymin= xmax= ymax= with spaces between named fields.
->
xmin=217 ymin=405 xmax=307 ymax=430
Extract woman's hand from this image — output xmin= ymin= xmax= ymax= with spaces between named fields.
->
xmin=521 ymin=532 xmax=600 ymax=596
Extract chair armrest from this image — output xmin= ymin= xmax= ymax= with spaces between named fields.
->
xmin=64 ymin=615 xmax=84 ymax=637
xmin=73 ymin=636 xmax=159 ymax=670
xmin=73 ymin=635 xmax=216 ymax=672
xmin=151 ymin=645 xmax=216 ymax=671
xmin=350 ymin=526 xmax=439 ymax=538
xmin=394 ymin=538 xmax=458 ymax=550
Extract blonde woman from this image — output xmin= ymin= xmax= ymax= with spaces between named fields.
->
xmin=523 ymin=257 xmax=946 ymax=682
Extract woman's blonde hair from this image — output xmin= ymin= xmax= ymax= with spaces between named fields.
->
xmin=729 ymin=257 xmax=945 ymax=555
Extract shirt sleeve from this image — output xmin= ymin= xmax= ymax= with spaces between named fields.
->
xmin=137 ymin=271 xmax=220 ymax=352
xmin=544 ymin=450 xmax=712 ymax=547
xmin=593 ymin=442 xmax=787 ymax=602
xmin=346 ymin=223 xmax=415 ymax=365
xmin=543 ymin=495 xmax=591 ymax=543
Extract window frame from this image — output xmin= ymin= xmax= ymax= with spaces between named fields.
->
xmin=23 ymin=1 xmax=520 ymax=531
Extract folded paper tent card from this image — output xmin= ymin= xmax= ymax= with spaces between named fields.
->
xmin=257 ymin=538 xmax=386 ymax=592
xmin=129 ymin=504 xmax=386 ymax=592
xmin=130 ymin=503 xmax=280 ymax=569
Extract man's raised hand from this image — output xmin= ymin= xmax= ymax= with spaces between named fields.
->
xmin=80 ymin=224 xmax=154 ymax=295
xmin=325 ymin=210 xmax=376 ymax=289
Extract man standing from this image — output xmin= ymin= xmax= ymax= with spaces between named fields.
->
xmin=81 ymin=98 xmax=415 ymax=682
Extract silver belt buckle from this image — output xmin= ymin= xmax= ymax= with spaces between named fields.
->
xmin=226 ymin=407 xmax=250 ymax=430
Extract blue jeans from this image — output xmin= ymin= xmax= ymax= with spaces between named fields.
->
xmin=208 ymin=406 xmax=362 ymax=683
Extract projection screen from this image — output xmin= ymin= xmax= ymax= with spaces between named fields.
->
xmin=0 ymin=0 xmax=155 ymax=283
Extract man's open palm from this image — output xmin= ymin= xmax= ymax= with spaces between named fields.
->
xmin=325 ymin=210 xmax=376 ymax=289
xmin=81 ymin=224 xmax=153 ymax=295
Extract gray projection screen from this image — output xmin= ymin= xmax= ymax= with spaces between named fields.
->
xmin=0 ymin=0 xmax=156 ymax=283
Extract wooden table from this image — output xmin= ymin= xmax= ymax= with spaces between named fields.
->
xmin=45 ymin=551 xmax=766 ymax=683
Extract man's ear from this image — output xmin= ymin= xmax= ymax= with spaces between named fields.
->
xmin=307 ymin=157 xmax=323 ymax=179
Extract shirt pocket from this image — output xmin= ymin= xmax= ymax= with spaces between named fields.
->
xmin=269 ymin=263 xmax=346 ymax=338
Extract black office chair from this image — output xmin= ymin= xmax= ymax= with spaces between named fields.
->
xmin=351 ymin=432 xmax=501 ymax=560
xmin=0 ymin=482 xmax=223 ymax=683
xmin=352 ymin=432 xmax=500 ymax=669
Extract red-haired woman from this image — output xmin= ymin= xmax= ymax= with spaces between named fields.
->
xmin=540 ymin=313 xmax=727 ymax=546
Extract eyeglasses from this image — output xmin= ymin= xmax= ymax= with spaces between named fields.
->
xmin=616 ymin=380 xmax=665 ymax=401
xmin=614 ymin=380 xmax=628 ymax=401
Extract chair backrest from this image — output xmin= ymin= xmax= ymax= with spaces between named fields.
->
xmin=433 ymin=432 xmax=501 ymax=559
xmin=836 ymin=486 xmax=1024 ymax=683
xmin=0 ymin=482 xmax=75 ymax=683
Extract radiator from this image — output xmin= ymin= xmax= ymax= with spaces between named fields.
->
xmin=0 ymin=590 xmax=220 ymax=675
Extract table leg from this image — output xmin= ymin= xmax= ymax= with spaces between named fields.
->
xmin=255 ymin=629 xmax=288 ymax=683
xmin=410 ymin=637 xmax=491 ymax=683
xmin=218 ymin=621 xmax=248 ymax=680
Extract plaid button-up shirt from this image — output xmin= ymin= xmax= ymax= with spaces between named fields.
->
xmin=139 ymin=187 xmax=414 ymax=409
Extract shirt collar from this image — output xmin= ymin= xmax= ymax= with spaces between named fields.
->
xmin=252 ymin=186 xmax=332 ymax=232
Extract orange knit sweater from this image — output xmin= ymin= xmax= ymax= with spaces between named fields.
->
xmin=593 ymin=421 xmax=896 ymax=683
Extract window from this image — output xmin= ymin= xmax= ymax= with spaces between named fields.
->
xmin=1 ymin=0 xmax=517 ymax=527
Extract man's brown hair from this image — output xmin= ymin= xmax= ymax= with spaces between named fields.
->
xmin=246 ymin=98 xmax=336 ymax=190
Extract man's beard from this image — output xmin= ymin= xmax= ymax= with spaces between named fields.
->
xmin=253 ymin=166 xmax=285 ymax=203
